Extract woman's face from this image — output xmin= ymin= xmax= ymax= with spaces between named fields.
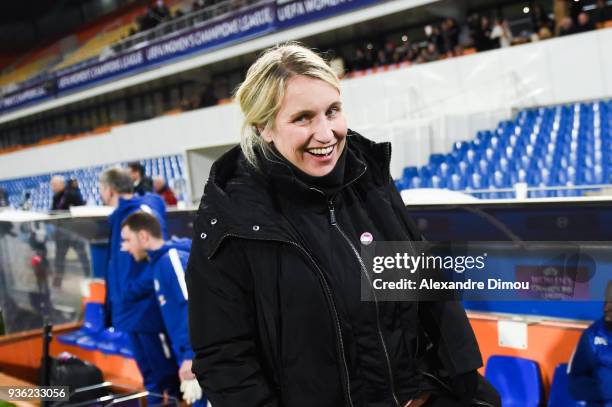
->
xmin=261 ymin=75 xmax=347 ymax=177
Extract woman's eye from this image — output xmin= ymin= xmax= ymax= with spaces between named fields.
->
xmin=327 ymin=106 xmax=340 ymax=116
xmin=294 ymin=115 xmax=308 ymax=124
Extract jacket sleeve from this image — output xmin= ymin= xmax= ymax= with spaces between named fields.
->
xmin=186 ymin=236 xmax=279 ymax=407
xmin=116 ymin=253 xmax=155 ymax=302
xmin=388 ymin=181 xmax=483 ymax=376
xmin=156 ymin=253 xmax=194 ymax=364
xmin=567 ymin=328 xmax=606 ymax=401
xmin=417 ymin=298 xmax=483 ymax=376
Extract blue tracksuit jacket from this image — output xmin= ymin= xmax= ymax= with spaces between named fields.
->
xmin=107 ymin=193 xmax=167 ymax=332
xmin=568 ymin=318 xmax=612 ymax=406
xmin=148 ymin=237 xmax=194 ymax=364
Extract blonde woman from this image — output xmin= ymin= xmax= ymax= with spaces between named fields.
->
xmin=186 ymin=43 xmax=500 ymax=407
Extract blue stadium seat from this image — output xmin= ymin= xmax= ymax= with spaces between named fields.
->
xmin=96 ymin=328 xmax=128 ymax=356
xmin=402 ymin=166 xmax=418 ymax=181
xmin=485 ymin=355 xmax=544 ymax=407
xmin=58 ymin=302 xmax=105 ymax=346
xmin=547 ymin=363 xmax=587 ymax=407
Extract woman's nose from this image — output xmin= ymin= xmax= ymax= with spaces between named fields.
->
xmin=312 ymin=115 xmax=334 ymax=144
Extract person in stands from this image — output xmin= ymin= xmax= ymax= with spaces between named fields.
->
xmin=154 ymin=177 xmax=178 ymax=206
xmin=127 ymin=162 xmax=154 ymax=196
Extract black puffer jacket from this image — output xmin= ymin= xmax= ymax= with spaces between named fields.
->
xmin=187 ymin=131 xmax=483 ymax=407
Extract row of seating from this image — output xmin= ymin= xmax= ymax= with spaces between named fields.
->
xmin=58 ymin=302 xmax=133 ymax=358
xmin=53 ymin=24 xmax=137 ymax=73
xmin=2 ymin=0 xmax=200 ymax=90
xmin=485 ymin=355 xmax=585 ymax=407
xmin=0 ymin=154 xmax=186 ymax=211
xmin=398 ymin=99 xmax=612 ymax=199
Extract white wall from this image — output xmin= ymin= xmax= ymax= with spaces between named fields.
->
xmin=2 ymin=27 xmax=612 ymax=181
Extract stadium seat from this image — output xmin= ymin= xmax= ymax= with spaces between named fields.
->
xmin=548 ymin=363 xmax=587 ymax=407
xmin=58 ymin=302 xmax=105 ymax=346
xmin=484 ymin=355 xmax=544 ymax=407
xmin=96 ymin=327 xmax=129 ymax=356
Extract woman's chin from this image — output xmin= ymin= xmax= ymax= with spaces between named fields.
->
xmin=301 ymin=158 xmax=338 ymax=177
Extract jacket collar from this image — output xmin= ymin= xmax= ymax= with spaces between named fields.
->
xmin=196 ymin=130 xmax=392 ymax=259
xmin=257 ymin=137 xmax=367 ymax=207
xmin=147 ymin=237 xmax=192 ymax=263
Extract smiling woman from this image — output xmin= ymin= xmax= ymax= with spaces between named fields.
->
xmin=258 ymin=75 xmax=346 ymax=177
xmin=186 ymin=42 xmax=501 ymax=407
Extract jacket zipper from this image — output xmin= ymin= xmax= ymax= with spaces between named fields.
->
xmin=328 ymin=199 xmax=402 ymax=407
xmin=209 ymin=233 xmax=354 ymax=407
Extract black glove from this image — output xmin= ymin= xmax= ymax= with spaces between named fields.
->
xmin=450 ymin=370 xmax=479 ymax=403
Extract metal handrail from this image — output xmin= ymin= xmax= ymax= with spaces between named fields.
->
xmin=110 ymin=0 xmax=264 ymax=54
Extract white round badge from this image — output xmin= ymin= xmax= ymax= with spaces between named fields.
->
xmin=360 ymin=232 xmax=374 ymax=245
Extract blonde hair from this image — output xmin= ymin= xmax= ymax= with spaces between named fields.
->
xmin=234 ymin=42 xmax=341 ymax=168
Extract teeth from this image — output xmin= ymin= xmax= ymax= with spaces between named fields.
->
xmin=308 ymin=146 xmax=334 ymax=155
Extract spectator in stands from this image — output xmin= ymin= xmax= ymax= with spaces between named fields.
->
xmin=559 ymin=16 xmax=576 ymax=36
xmin=442 ymin=18 xmax=460 ymax=55
xmin=127 ymin=162 xmax=154 ymax=196
xmin=383 ymin=39 xmax=396 ymax=61
xmin=374 ymin=49 xmax=388 ymax=67
xmin=187 ymin=42 xmax=500 ymax=407
xmin=428 ymin=25 xmax=446 ymax=55
xmin=69 ymin=179 xmax=87 ymax=205
xmin=50 ymin=175 xmax=89 ymax=287
xmin=153 ymin=177 xmax=178 ymax=206
xmin=568 ymin=280 xmax=612 ymax=404
xmin=192 ymin=0 xmax=205 ymax=12
xmin=138 ymin=9 xmax=156 ymax=31
xmin=472 ymin=14 xmax=494 ymax=51
xmin=21 ymin=192 xmax=32 ymax=211
xmin=491 ymin=19 xmax=513 ymax=48
xmin=121 ymin=211 xmax=206 ymax=406
xmin=98 ymin=168 xmax=179 ymax=406
xmin=530 ymin=3 xmax=553 ymax=33
xmin=575 ymin=12 xmax=596 ymax=33
xmin=198 ymin=85 xmax=218 ymax=108
xmin=51 ymin=176 xmax=84 ymax=210
xmin=351 ymin=46 xmax=368 ymax=71
xmin=537 ymin=26 xmax=553 ymax=40
xmin=151 ymin=0 xmax=171 ymax=25
xmin=570 ymin=0 xmax=584 ymax=25
xmin=0 ymin=187 xmax=7 ymax=207
xmin=418 ymin=42 xmax=440 ymax=63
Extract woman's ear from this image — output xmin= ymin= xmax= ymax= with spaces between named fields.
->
xmin=259 ymin=125 xmax=274 ymax=144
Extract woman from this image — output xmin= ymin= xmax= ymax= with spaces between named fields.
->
xmin=186 ymin=43 xmax=500 ymax=407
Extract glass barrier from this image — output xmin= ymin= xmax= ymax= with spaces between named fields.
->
xmin=0 ymin=215 xmax=107 ymax=335
xmin=0 ymin=210 xmax=194 ymax=336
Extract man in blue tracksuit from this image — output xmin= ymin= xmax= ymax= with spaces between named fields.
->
xmin=568 ymin=281 xmax=612 ymax=406
xmin=119 ymin=210 xmax=205 ymax=406
xmin=99 ymin=168 xmax=180 ymax=404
